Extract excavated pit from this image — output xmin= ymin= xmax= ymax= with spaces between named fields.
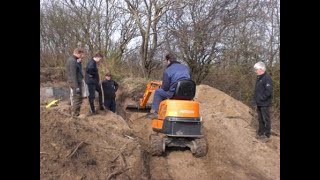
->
xmin=40 ymin=78 xmax=279 ymax=180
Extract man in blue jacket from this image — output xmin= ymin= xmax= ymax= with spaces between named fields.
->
xmin=148 ymin=53 xmax=191 ymax=119
xmin=85 ymin=52 xmax=104 ymax=115
xmin=253 ymin=61 xmax=273 ymax=139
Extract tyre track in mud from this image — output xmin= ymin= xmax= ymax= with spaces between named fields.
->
xmin=126 ymin=111 xmax=211 ymax=180
xmin=41 ymin=80 xmax=279 ymax=179
xmin=120 ymin=84 xmax=279 ymax=180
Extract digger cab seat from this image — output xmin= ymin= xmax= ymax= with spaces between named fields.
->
xmin=171 ymin=79 xmax=196 ymax=100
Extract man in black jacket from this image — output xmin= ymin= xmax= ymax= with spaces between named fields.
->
xmin=101 ymin=73 xmax=118 ymax=113
xmin=85 ymin=52 xmax=104 ymax=115
xmin=253 ymin=61 xmax=273 ymax=139
xmin=65 ymin=48 xmax=85 ymax=117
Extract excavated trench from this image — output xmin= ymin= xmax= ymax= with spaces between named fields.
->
xmin=115 ymin=84 xmax=280 ymax=180
xmin=40 ymin=81 xmax=280 ymax=180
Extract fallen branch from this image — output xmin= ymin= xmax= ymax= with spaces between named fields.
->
xmin=101 ymin=141 xmax=117 ymax=150
xmin=120 ymin=153 xmax=127 ymax=167
xmin=40 ymin=152 xmax=49 ymax=155
xmin=103 ymin=146 xmax=117 ymax=150
xmin=96 ymin=145 xmax=117 ymax=151
xmin=111 ymin=153 xmax=122 ymax=163
xmin=111 ymin=142 xmax=129 ymax=162
xmin=124 ymin=135 xmax=134 ymax=140
xmin=66 ymin=141 xmax=85 ymax=158
xmin=106 ymin=167 xmax=131 ymax=180
xmin=57 ymin=110 xmax=79 ymax=119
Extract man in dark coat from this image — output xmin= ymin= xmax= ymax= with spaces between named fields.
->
xmin=253 ymin=61 xmax=273 ymax=139
xmin=65 ymin=48 xmax=85 ymax=117
xmin=85 ymin=52 xmax=104 ymax=115
xmin=101 ymin=73 xmax=118 ymax=113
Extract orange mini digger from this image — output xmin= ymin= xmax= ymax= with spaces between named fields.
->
xmin=126 ymin=79 xmax=207 ymax=157
xmin=125 ymin=81 xmax=162 ymax=111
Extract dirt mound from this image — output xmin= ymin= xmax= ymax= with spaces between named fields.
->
xmin=40 ymin=102 xmax=149 ymax=180
xmin=40 ymin=82 xmax=279 ymax=180
xmin=124 ymin=85 xmax=279 ymax=180
xmin=195 ymin=85 xmax=280 ymax=180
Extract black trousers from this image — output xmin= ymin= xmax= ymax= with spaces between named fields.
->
xmin=87 ymin=83 xmax=103 ymax=113
xmin=257 ymin=106 xmax=271 ymax=137
xmin=104 ymin=98 xmax=116 ymax=113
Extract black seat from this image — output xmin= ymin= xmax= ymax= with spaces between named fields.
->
xmin=171 ymin=79 xmax=196 ymax=100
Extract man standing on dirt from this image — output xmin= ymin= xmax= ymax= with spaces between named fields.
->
xmin=148 ymin=53 xmax=191 ymax=119
xmin=85 ymin=52 xmax=104 ymax=115
xmin=253 ymin=61 xmax=273 ymax=139
xmin=65 ymin=48 xmax=85 ymax=117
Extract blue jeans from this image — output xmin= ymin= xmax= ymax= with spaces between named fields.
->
xmin=104 ymin=98 xmax=116 ymax=113
xmin=152 ymin=89 xmax=173 ymax=113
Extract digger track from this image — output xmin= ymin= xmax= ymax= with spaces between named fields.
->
xmin=192 ymin=138 xmax=208 ymax=157
xmin=149 ymin=135 xmax=164 ymax=156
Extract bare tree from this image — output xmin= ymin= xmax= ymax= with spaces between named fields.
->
xmin=41 ymin=0 xmax=279 ymax=85
xmin=165 ymin=0 xmax=238 ymax=84
xmin=40 ymin=0 xmax=123 ymax=65
xmin=124 ymin=0 xmax=172 ymax=78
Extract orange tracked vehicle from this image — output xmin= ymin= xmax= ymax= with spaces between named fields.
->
xmin=126 ymin=79 xmax=207 ymax=157
xmin=126 ymin=81 xmax=162 ymax=111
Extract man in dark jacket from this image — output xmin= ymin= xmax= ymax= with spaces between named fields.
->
xmin=101 ymin=73 xmax=119 ymax=113
xmin=148 ymin=53 xmax=191 ymax=119
xmin=253 ymin=61 xmax=273 ymax=139
xmin=85 ymin=52 xmax=104 ymax=115
xmin=65 ymin=48 xmax=85 ymax=117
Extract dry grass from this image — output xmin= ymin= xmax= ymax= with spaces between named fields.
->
xmin=40 ymin=59 xmax=280 ymax=133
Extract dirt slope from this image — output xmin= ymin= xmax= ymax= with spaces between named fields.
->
xmin=40 ymin=82 xmax=279 ymax=180
xmin=124 ymin=85 xmax=279 ymax=180
xmin=40 ymin=102 xmax=149 ymax=180
xmin=195 ymin=85 xmax=280 ymax=180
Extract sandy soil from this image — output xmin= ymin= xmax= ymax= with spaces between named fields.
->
xmin=40 ymin=81 xmax=279 ymax=180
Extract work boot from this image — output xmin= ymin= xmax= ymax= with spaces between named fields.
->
xmin=265 ymin=133 xmax=271 ymax=138
xmin=71 ymin=111 xmax=80 ymax=117
xmin=99 ymin=106 xmax=105 ymax=111
xmin=147 ymin=112 xmax=158 ymax=119
xmin=256 ymin=134 xmax=267 ymax=139
xmin=87 ymin=111 xmax=98 ymax=116
xmin=259 ymin=135 xmax=271 ymax=143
